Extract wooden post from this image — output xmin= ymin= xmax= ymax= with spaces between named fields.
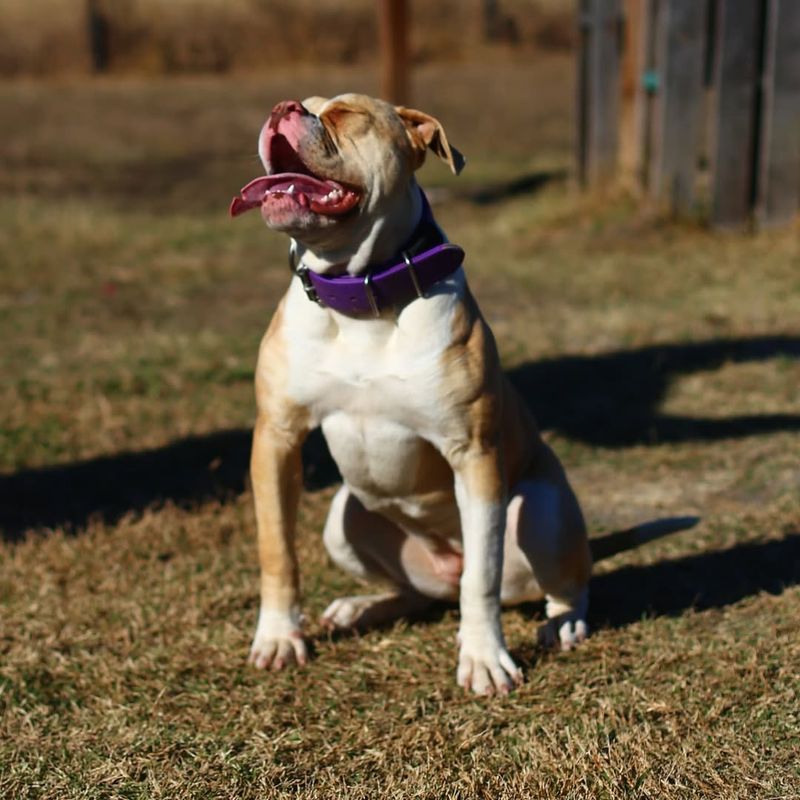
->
xmin=647 ymin=0 xmax=708 ymax=213
xmin=378 ymin=0 xmax=409 ymax=105
xmin=755 ymin=0 xmax=800 ymax=226
xmin=577 ymin=0 xmax=624 ymax=187
xmin=86 ymin=0 xmax=110 ymax=72
xmin=481 ymin=0 xmax=502 ymax=40
xmin=710 ymin=0 xmax=764 ymax=227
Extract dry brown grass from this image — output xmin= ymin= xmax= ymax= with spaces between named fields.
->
xmin=0 ymin=0 xmax=576 ymax=76
xmin=1 ymin=56 xmax=799 ymax=798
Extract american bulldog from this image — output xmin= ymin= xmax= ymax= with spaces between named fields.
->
xmin=230 ymin=94 xmax=667 ymax=695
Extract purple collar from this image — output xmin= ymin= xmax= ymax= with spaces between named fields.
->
xmin=292 ymin=192 xmax=465 ymax=317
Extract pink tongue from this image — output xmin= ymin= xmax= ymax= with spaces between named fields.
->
xmin=229 ymin=172 xmax=339 ymax=217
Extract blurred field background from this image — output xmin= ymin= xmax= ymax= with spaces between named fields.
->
xmin=0 ymin=0 xmax=574 ymax=76
xmin=1 ymin=1 xmax=799 ymax=798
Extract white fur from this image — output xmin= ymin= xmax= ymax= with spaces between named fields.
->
xmin=249 ymin=606 xmax=307 ymax=669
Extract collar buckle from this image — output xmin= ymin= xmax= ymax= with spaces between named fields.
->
xmin=296 ymin=264 xmax=323 ymax=306
xmin=290 ymin=242 xmax=324 ymax=306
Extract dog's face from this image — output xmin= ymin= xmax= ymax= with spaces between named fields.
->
xmin=231 ymin=93 xmax=463 ymax=247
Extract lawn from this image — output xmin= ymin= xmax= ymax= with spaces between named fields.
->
xmin=1 ymin=56 xmax=799 ymax=799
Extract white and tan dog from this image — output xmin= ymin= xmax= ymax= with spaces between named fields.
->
xmin=231 ymin=94 xmax=593 ymax=695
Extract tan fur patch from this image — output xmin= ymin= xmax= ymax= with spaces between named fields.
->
xmin=251 ymin=300 xmax=311 ymax=612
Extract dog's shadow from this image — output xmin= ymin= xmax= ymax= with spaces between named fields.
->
xmin=2 ymin=333 xmax=798 ymax=638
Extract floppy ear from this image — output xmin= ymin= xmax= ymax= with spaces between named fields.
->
xmin=396 ymin=106 xmax=466 ymax=175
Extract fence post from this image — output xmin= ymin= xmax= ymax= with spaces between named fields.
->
xmin=86 ymin=0 xmax=110 ymax=72
xmin=710 ymin=0 xmax=764 ymax=227
xmin=378 ymin=0 xmax=410 ymax=105
xmin=577 ymin=0 xmax=623 ymax=187
xmin=755 ymin=0 xmax=800 ymax=227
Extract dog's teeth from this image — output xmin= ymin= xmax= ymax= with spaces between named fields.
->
xmin=287 ymin=184 xmax=295 ymax=194
xmin=319 ymin=189 xmax=341 ymax=204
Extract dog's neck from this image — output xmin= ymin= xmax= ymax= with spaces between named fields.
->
xmin=293 ymin=182 xmax=427 ymax=276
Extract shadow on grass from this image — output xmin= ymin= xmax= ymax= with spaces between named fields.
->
xmin=313 ymin=532 xmax=800 ymax=669
xmin=508 ymin=532 xmax=800 ymax=670
xmin=463 ymin=169 xmax=568 ymax=205
xmin=508 ymin=333 xmax=800 ymax=446
xmin=589 ymin=531 xmax=800 ymax=628
xmin=1 ymin=333 xmax=798 ymax=542
xmin=0 ymin=428 xmax=337 ymax=543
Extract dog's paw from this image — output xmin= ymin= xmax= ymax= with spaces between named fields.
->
xmin=539 ymin=591 xmax=589 ymax=651
xmin=320 ymin=596 xmax=375 ymax=630
xmin=457 ymin=629 xmax=523 ymax=696
xmin=320 ymin=593 xmax=425 ymax=631
xmin=249 ymin=608 xmax=307 ymax=670
xmin=537 ymin=616 xmax=588 ymax=651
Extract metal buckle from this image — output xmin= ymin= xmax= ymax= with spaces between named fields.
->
xmin=402 ymin=251 xmax=425 ymax=298
xmin=296 ymin=264 xmax=322 ymax=306
xmin=363 ymin=272 xmax=380 ymax=317
xmin=289 ymin=241 xmax=325 ymax=306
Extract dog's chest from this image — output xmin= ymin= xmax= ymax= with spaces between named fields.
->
xmin=282 ymin=280 xmax=462 ymax=500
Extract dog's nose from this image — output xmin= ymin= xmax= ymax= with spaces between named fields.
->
xmin=268 ymin=100 xmax=308 ymax=132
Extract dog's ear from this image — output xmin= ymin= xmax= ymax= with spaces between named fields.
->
xmin=301 ymin=96 xmax=329 ymax=115
xmin=396 ymin=106 xmax=466 ymax=175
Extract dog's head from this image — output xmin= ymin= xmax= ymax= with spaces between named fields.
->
xmin=231 ymin=94 xmax=463 ymax=258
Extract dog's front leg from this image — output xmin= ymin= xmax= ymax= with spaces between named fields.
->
xmin=453 ymin=448 xmax=523 ymax=695
xmin=249 ymin=412 xmax=308 ymax=670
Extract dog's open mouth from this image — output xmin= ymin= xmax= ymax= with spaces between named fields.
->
xmin=230 ymin=134 xmax=360 ymax=219
xmin=229 ymin=173 xmax=360 ymax=218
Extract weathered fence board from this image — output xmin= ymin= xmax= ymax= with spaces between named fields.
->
xmin=619 ymin=0 xmax=646 ymax=186
xmin=710 ymin=0 xmax=763 ymax=227
xmin=577 ymin=0 xmax=623 ymax=187
xmin=756 ymin=0 xmax=800 ymax=226
xmin=580 ymin=0 xmax=797 ymax=228
xmin=649 ymin=0 xmax=707 ymax=212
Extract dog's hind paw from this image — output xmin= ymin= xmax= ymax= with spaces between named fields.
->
xmin=539 ymin=590 xmax=589 ymax=651
xmin=320 ymin=592 xmax=429 ymax=631
xmin=538 ymin=616 xmax=589 ymax=651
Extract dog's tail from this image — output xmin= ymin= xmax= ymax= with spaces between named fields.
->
xmin=590 ymin=516 xmax=700 ymax=563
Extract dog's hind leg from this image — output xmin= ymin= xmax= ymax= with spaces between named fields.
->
xmin=320 ymin=486 xmax=459 ymax=630
xmin=501 ymin=444 xmax=592 ymax=651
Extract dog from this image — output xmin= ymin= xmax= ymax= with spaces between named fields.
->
xmin=230 ymin=94 xmax=687 ymax=695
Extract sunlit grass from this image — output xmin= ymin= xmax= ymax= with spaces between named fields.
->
xmin=0 ymin=61 xmax=799 ymax=798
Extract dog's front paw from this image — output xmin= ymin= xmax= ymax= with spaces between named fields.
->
xmin=457 ymin=629 xmax=523 ymax=696
xmin=249 ymin=608 xmax=307 ymax=670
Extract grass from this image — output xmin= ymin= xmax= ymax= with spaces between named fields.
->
xmin=1 ymin=56 xmax=799 ymax=798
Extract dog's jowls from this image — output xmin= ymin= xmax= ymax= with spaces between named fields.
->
xmin=231 ymin=94 xmax=591 ymax=695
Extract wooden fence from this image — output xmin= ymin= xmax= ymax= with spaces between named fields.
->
xmin=578 ymin=0 xmax=800 ymax=228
